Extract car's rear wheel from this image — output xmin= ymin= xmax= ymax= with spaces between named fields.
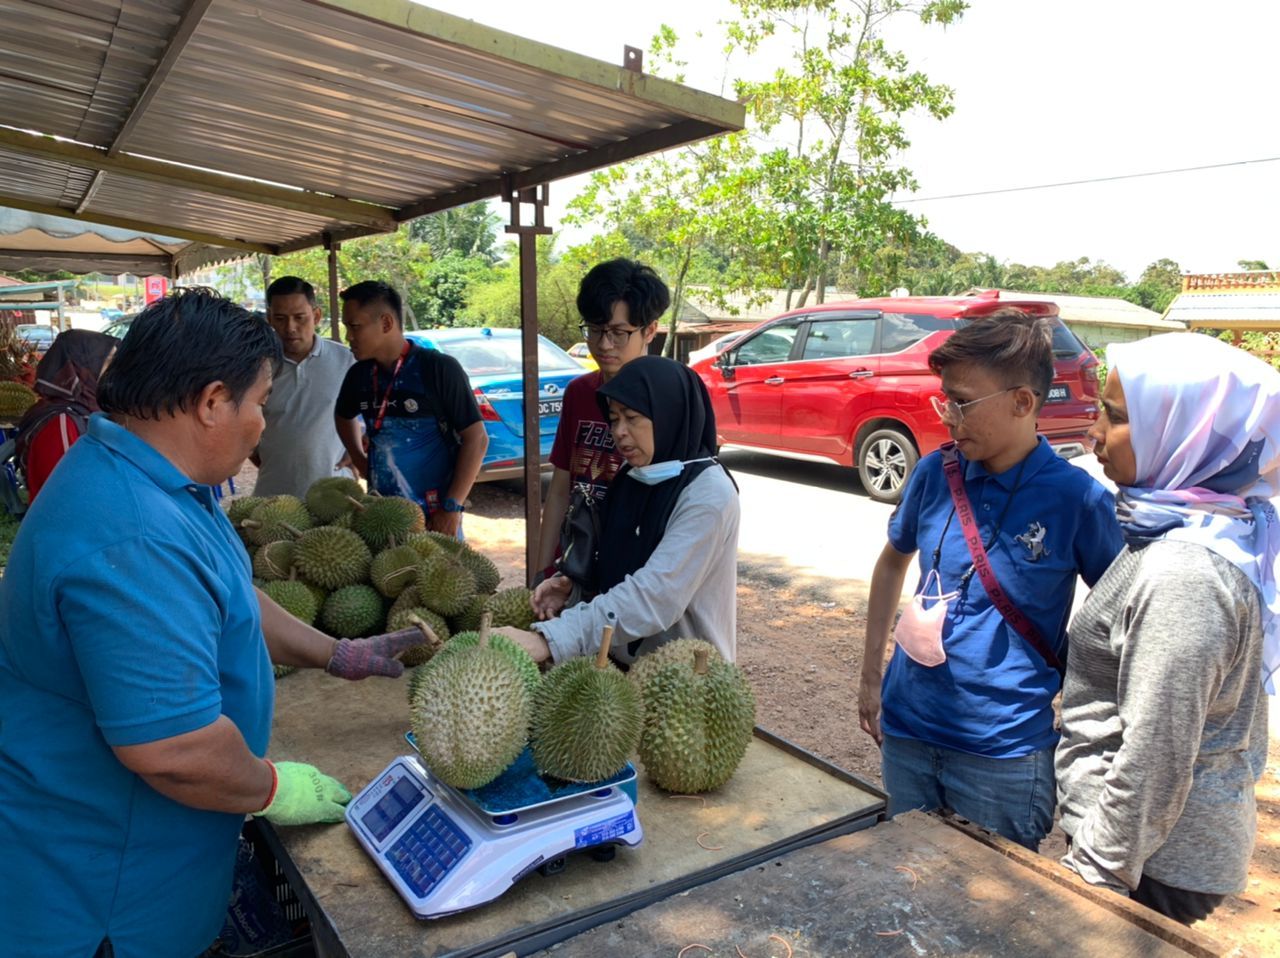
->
xmin=857 ymin=428 xmax=918 ymax=504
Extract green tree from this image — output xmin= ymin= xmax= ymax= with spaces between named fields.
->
xmin=462 ymin=235 xmax=615 ymax=347
xmin=408 ymin=202 xmax=501 ymax=262
xmin=727 ymin=0 xmax=967 ymax=302
xmin=271 ymin=228 xmax=434 ymax=328
xmin=567 ymin=131 xmax=766 ymax=356
xmin=1237 ymin=259 xmax=1270 ymax=271
xmin=419 ymin=252 xmax=494 ymax=327
xmin=1130 ymin=257 xmax=1182 ymax=312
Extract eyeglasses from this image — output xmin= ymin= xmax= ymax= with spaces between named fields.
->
xmin=580 ymin=324 xmax=640 ymax=347
xmin=930 ymin=387 xmax=1021 ymax=425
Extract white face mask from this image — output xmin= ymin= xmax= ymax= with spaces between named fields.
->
xmin=627 ymin=456 xmax=715 ymax=486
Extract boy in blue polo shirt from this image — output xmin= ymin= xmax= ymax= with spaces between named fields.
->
xmin=858 ymin=309 xmax=1122 ymax=850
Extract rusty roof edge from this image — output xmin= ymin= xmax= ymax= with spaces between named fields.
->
xmin=308 ymin=0 xmax=746 ymax=131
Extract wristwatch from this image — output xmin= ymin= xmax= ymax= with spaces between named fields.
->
xmin=442 ymin=497 xmax=466 ymax=513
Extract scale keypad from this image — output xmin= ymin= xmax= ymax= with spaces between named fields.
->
xmin=385 ymin=804 xmax=472 ymax=897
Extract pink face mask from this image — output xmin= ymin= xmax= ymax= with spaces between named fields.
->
xmin=892 ymin=569 xmax=957 ymax=668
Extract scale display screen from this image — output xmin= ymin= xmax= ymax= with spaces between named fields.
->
xmin=362 ymin=774 xmax=428 ymax=843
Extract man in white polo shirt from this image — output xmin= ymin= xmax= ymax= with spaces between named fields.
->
xmin=252 ymin=276 xmax=355 ymax=496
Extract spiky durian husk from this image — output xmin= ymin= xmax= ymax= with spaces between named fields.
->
xmin=0 ymin=380 xmax=37 ymax=419
xmin=386 ymin=608 xmax=449 ymax=666
xmin=447 ymin=593 xmax=487 ymax=634
xmin=638 ymin=657 xmax=756 ymax=794
xmin=293 ymin=526 xmax=372 ymax=590
xmin=410 ymin=644 xmax=531 ymax=789
xmin=370 ymin=544 xmax=421 ymax=598
xmin=628 ymin=639 xmax=724 ymax=710
xmin=226 ymin=495 xmax=265 ymax=526
xmin=532 ymin=657 xmax=642 ymax=783
xmin=243 ymin=495 xmax=313 ymax=546
xmin=352 ymin=496 xmax=425 ymax=551
xmin=252 ymin=540 xmax=296 ymax=581
xmin=261 ymin=579 xmax=320 ymax=626
xmin=416 ymin=552 xmax=476 ymax=617
xmin=483 ymin=586 xmax=535 ymax=631
xmin=432 ymin=630 xmax=540 ymax=698
xmin=320 ymin=584 xmax=384 ymax=638
xmin=402 ymin=532 xmax=441 ymax=562
xmin=455 ymin=545 xmax=501 ymax=595
xmin=304 ymin=476 xmax=365 ymax=522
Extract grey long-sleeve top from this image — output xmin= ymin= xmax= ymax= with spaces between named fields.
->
xmin=533 ymin=466 xmax=739 ymax=665
xmin=1056 ymin=540 xmax=1270 ymax=895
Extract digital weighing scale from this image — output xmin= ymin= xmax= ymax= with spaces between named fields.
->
xmin=347 ymin=744 xmax=643 ymax=919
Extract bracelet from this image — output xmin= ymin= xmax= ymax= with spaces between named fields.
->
xmin=260 ymin=759 xmax=279 ymax=812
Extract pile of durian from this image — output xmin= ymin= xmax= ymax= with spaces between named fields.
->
xmin=407 ymin=617 xmax=757 ymax=797
xmin=227 ymin=477 xmax=758 ymax=797
xmin=225 ymin=477 xmax=535 ymax=674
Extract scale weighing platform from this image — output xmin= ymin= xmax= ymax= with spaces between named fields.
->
xmin=347 ymin=744 xmax=643 ymax=919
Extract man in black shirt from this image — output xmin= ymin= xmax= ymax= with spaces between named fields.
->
xmin=334 ymin=281 xmax=487 ymax=536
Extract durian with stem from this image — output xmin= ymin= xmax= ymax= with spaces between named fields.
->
xmin=531 ymin=617 xmax=643 ymax=783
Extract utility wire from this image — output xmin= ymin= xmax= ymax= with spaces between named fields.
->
xmin=895 ymin=155 xmax=1280 ymax=204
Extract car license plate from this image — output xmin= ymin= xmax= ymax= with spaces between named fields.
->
xmin=538 ymin=398 xmax=563 ymax=417
xmin=1046 ymin=384 xmax=1069 ymax=403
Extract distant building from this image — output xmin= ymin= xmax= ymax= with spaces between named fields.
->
xmin=1162 ymin=271 xmax=1280 ymax=343
xmin=963 ymin=288 xmax=1184 ymax=350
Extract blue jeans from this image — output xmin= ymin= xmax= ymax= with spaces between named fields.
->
xmin=881 ymin=734 xmax=1056 ymax=851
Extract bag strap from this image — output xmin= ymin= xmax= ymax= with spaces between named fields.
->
xmin=940 ymin=443 xmax=1064 ymax=676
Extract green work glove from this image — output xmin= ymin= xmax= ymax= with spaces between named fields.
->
xmin=254 ymin=760 xmax=351 ymax=826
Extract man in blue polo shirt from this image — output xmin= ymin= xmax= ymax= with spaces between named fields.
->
xmin=858 ymin=310 xmax=1122 ymax=851
xmin=0 ymin=289 xmax=425 ymax=958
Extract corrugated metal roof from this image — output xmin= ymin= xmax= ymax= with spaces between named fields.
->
xmin=0 ymin=0 xmax=744 ymax=260
xmin=1166 ymin=290 xmax=1280 ymax=330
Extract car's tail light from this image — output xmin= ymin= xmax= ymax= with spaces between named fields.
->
xmin=1082 ymin=363 xmax=1099 ymax=383
xmin=474 ymin=388 xmax=502 ymax=422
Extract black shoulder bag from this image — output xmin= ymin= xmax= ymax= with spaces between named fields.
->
xmin=555 ymin=482 xmax=602 ymax=589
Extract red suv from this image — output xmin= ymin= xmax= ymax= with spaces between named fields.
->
xmin=691 ymin=292 xmax=1100 ymax=503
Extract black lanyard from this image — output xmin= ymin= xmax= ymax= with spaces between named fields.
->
xmin=370 ymin=341 xmax=410 ymax=433
xmin=930 ymin=455 xmax=1029 ymax=589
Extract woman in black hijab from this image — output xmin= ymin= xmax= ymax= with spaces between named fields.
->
xmin=500 ymin=356 xmax=740 ymax=667
xmin=14 ymin=329 xmax=116 ymax=502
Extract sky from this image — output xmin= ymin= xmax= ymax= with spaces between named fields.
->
xmin=422 ymin=0 xmax=1280 ymax=281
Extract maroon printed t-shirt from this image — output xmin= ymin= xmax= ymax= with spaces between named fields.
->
xmin=550 ymin=370 xmax=624 ymax=501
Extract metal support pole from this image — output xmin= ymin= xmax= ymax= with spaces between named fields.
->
xmin=504 ymin=182 xmax=553 ymax=585
xmin=55 ymin=284 xmax=65 ymax=331
xmin=326 ymin=236 xmax=341 ymax=340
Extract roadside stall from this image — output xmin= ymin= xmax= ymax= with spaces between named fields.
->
xmin=0 ymin=4 xmax=1238 ymax=958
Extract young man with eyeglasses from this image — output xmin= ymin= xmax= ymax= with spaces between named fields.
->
xmin=858 ymin=309 xmax=1122 ymax=851
xmin=334 ymin=281 xmax=487 ymax=537
xmin=534 ymin=259 xmax=668 ymax=580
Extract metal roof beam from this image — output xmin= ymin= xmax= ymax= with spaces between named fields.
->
xmin=109 ymin=0 xmax=216 ymax=157
xmin=0 ymin=192 xmax=278 ymax=255
xmin=0 ymin=129 xmax=397 ymax=232
xmin=274 ymin=118 xmax=727 ymax=254
xmin=76 ymin=0 xmax=218 ymax=215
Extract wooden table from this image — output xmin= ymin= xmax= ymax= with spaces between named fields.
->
xmin=263 ymin=669 xmax=885 ymax=958
xmin=533 ymin=811 xmax=1231 ymax=958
